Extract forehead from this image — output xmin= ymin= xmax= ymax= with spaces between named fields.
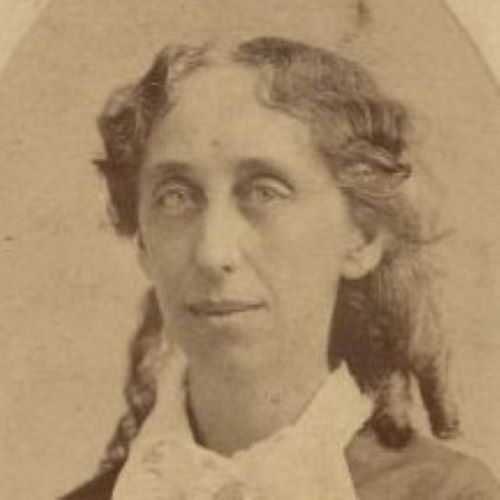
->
xmin=143 ymin=63 xmax=321 ymax=169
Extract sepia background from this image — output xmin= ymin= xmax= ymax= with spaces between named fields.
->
xmin=0 ymin=1 xmax=500 ymax=499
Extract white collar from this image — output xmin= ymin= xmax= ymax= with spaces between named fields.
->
xmin=114 ymin=345 xmax=371 ymax=500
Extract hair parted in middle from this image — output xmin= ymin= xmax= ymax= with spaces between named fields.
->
xmin=93 ymin=36 xmax=459 ymax=475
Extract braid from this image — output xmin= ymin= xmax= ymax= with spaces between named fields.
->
xmin=337 ymin=242 xmax=459 ymax=447
xmin=98 ymin=289 xmax=162 ymax=474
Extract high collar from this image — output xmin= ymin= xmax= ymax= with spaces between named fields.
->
xmin=114 ymin=344 xmax=372 ymax=499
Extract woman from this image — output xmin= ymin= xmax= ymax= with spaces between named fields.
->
xmin=63 ymin=37 xmax=500 ymax=499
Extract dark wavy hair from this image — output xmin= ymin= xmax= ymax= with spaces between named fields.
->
xmin=93 ymin=36 xmax=459 ymax=475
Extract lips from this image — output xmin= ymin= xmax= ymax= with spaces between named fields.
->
xmin=187 ymin=299 xmax=265 ymax=317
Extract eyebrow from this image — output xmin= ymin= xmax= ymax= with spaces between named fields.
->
xmin=145 ymin=157 xmax=295 ymax=188
xmin=147 ymin=161 xmax=193 ymax=179
xmin=237 ymin=157 xmax=295 ymax=187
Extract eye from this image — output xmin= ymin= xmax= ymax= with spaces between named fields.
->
xmin=153 ymin=181 xmax=199 ymax=215
xmin=240 ymin=177 xmax=292 ymax=207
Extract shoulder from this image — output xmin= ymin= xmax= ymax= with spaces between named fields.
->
xmin=59 ymin=469 xmax=120 ymax=500
xmin=347 ymin=428 xmax=500 ymax=500
xmin=60 ymin=431 xmax=500 ymax=500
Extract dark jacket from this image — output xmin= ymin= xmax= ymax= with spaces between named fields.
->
xmin=61 ymin=428 xmax=500 ymax=499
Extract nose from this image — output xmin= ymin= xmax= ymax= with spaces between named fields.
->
xmin=194 ymin=200 xmax=245 ymax=279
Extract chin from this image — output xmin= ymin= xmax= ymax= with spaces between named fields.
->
xmin=183 ymin=324 xmax=272 ymax=373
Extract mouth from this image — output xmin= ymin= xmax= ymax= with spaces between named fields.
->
xmin=187 ymin=300 xmax=265 ymax=317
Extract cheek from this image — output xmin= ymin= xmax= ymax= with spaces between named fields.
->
xmin=140 ymin=220 xmax=195 ymax=300
xmin=265 ymin=199 xmax=351 ymax=275
xmin=260 ymin=208 xmax=350 ymax=314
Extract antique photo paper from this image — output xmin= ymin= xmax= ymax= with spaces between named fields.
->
xmin=1 ymin=1 xmax=500 ymax=499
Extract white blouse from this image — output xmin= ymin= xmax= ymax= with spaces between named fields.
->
xmin=112 ymin=344 xmax=371 ymax=500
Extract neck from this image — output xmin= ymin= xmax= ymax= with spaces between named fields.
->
xmin=186 ymin=356 xmax=330 ymax=457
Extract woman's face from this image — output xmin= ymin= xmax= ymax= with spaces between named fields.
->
xmin=138 ymin=64 xmax=370 ymax=374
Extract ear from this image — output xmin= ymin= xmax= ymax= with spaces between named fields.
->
xmin=341 ymin=226 xmax=386 ymax=280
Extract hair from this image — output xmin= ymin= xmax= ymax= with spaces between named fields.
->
xmin=93 ymin=36 xmax=459 ymax=475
